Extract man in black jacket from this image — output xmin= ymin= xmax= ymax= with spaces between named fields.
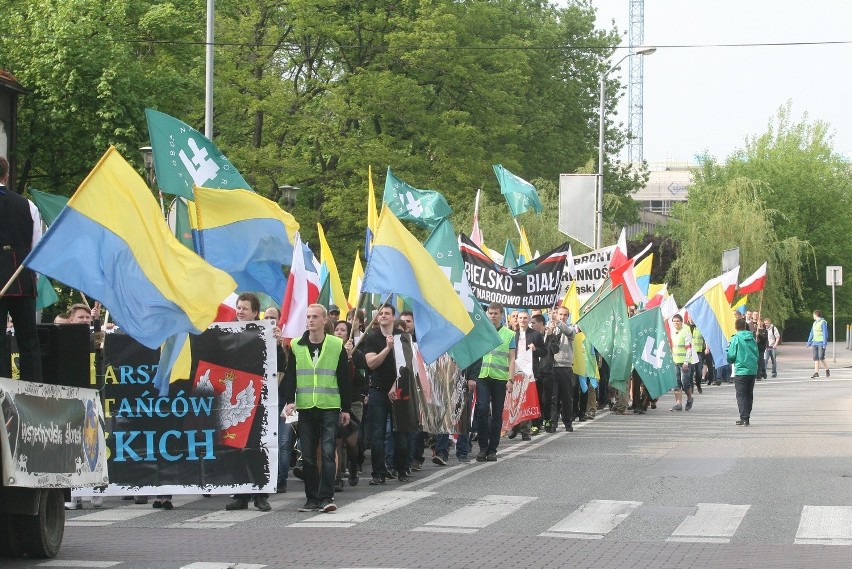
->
xmin=0 ymin=156 xmax=43 ymax=382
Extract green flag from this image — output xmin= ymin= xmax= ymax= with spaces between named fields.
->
xmin=383 ymin=167 xmax=452 ymax=230
xmin=35 ymin=274 xmax=59 ymax=311
xmin=316 ymin=274 xmax=332 ymax=309
xmin=576 ymin=285 xmax=632 ymax=392
xmin=145 ymin=108 xmax=251 ymax=200
xmin=29 ymin=188 xmax=69 ymax=226
xmin=629 ymin=307 xmax=677 ymax=399
xmin=424 ymin=219 xmax=501 ymax=369
xmin=493 ymin=164 xmax=542 ymax=217
xmin=502 ymin=239 xmax=519 ymax=269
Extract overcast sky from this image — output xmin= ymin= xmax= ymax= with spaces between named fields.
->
xmin=588 ymin=0 xmax=852 ymax=164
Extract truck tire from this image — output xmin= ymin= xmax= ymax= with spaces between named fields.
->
xmin=22 ymin=489 xmax=65 ymax=558
xmin=0 ymin=513 xmax=26 ymax=558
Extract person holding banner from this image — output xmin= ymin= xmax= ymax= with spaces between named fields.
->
xmin=0 ymin=155 xmax=43 ymax=384
xmin=283 ymin=304 xmax=351 ymax=513
xmin=475 ymin=302 xmax=516 ymax=462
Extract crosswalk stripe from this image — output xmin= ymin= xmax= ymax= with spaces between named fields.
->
xmin=412 ymin=495 xmax=537 ymax=533
xmin=65 ymin=496 xmax=205 ymax=527
xmin=667 ymin=503 xmax=750 ymax=543
xmin=168 ymin=509 xmax=269 ymax=529
xmin=540 ymin=500 xmax=641 ymax=539
xmin=180 ymin=561 xmax=266 ymax=569
xmin=795 ymin=505 xmax=852 ymax=545
xmin=289 ymin=490 xmax=435 ymax=528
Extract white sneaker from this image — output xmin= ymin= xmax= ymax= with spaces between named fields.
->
xmin=65 ymin=497 xmax=82 ymax=510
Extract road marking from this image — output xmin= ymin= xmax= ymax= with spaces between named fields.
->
xmin=667 ymin=503 xmax=750 ymax=543
xmin=289 ymin=490 xmax=434 ymax=528
xmin=413 ymin=495 xmax=537 ymax=533
xmin=180 ymin=564 xmax=266 ymax=569
xmin=38 ymin=562 xmax=122 ymax=568
xmin=65 ymin=496 xmax=204 ymax=527
xmin=795 ymin=505 xmax=852 ymax=545
xmin=540 ymin=499 xmax=641 ymax=539
xmin=168 ymin=509 xmax=269 ymax=529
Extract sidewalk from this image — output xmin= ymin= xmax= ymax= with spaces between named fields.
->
xmin=773 ymin=341 xmax=852 ymax=370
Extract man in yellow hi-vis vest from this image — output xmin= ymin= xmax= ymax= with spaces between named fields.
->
xmin=474 ymin=302 xmax=517 ymax=462
xmin=283 ymin=304 xmax=351 ymax=514
xmin=670 ymin=314 xmax=695 ymax=411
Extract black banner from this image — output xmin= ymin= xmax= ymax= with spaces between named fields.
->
xmin=459 ymin=235 xmax=572 ymax=308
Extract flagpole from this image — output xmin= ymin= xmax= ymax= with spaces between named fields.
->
xmin=0 ymin=265 xmax=25 ymax=297
xmin=204 ymin=0 xmax=214 ymax=139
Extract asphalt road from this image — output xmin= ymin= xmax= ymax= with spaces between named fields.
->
xmin=5 ymin=343 xmax=852 ymax=569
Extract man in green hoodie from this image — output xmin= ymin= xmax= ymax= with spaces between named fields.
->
xmin=727 ymin=318 xmax=758 ymax=426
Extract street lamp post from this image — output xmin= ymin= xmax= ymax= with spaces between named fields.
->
xmin=278 ymin=184 xmax=300 ymax=209
xmin=595 ymin=45 xmax=656 ymax=249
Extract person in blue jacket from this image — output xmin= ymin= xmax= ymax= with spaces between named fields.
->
xmin=806 ymin=310 xmax=830 ymax=379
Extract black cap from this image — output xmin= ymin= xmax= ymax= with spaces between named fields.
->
xmin=328 ymin=304 xmax=340 ymax=314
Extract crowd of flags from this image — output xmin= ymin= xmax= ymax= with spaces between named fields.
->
xmin=20 ymin=108 xmax=770 ymax=400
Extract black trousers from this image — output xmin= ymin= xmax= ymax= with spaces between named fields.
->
xmin=0 ymin=295 xmax=42 ymax=382
xmin=551 ymin=367 xmax=574 ymax=428
xmin=734 ymin=375 xmax=756 ymax=420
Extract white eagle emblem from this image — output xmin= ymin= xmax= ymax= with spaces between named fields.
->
xmin=195 ymin=368 xmax=256 ymax=431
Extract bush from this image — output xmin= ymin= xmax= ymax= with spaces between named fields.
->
xmin=781 ymin=315 xmax=852 ymax=342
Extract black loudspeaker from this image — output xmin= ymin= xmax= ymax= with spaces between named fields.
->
xmin=37 ymin=323 xmax=91 ymax=389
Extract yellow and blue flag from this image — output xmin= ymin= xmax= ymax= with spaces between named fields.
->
xmin=362 ymin=206 xmax=473 ymax=363
xmin=24 ymin=147 xmax=237 ymax=350
xmin=317 ymin=223 xmax=349 ymax=310
xmin=366 ymin=165 xmax=379 ymax=260
xmin=684 ymin=282 xmax=737 ymax=367
xmin=634 ymin=253 xmax=653 ymax=298
xmin=192 ymin=186 xmax=299 ymax=303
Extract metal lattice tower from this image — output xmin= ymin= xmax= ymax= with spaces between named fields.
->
xmin=627 ymin=0 xmax=645 ymax=164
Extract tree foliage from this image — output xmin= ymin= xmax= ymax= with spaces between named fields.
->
xmin=666 ymin=104 xmax=851 ymax=323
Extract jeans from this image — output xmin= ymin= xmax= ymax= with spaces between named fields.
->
xmin=551 ymin=368 xmax=574 ymax=428
xmin=278 ymin=419 xmax=295 ymax=486
xmin=298 ymin=407 xmax=339 ymax=503
xmin=715 ymin=363 xmax=731 ymax=383
xmin=693 ymin=352 xmax=706 ymax=386
xmin=765 ymin=348 xmax=777 ymax=375
xmin=734 ymin=375 xmax=756 ymax=420
xmin=434 ymin=433 xmax=470 ymax=460
xmin=475 ymin=378 xmax=507 ymax=454
xmin=367 ymin=388 xmax=410 ymax=477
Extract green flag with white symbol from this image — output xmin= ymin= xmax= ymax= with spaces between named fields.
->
xmin=629 ymin=306 xmax=677 ymax=399
xmin=576 ymin=285 xmax=632 ymax=392
xmin=145 ymin=108 xmax=252 ymax=200
xmin=493 ymin=164 xmax=542 ymax=217
xmin=383 ymin=167 xmax=452 ymax=230
xmin=423 ymin=219 xmax=501 ymax=369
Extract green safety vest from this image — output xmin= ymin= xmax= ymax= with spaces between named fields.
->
xmin=479 ymin=326 xmax=515 ymax=381
xmin=812 ymin=319 xmax=825 ymax=343
xmin=692 ymin=326 xmax=705 ymax=352
xmin=292 ymin=334 xmax=343 ymax=410
xmin=672 ymin=327 xmax=690 ymax=364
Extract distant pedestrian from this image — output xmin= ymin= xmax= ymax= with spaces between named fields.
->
xmin=763 ymin=317 xmax=780 ymax=378
xmin=727 ymin=318 xmax=758 ymax=426
xmin=806 ymin=310 xmax=830 ymax=378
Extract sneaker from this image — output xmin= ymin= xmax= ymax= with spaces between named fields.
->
xmin=826 ymin=370 xmax=831 ymax=377
xmin=521 ymin=433 xmax=531 ymax=441
xmin=650 ymin=401 xmax=657 ymax=409
xmin=507 ymin=427 xmax=518 ymax=439
xmin=432 ymin=455 xmax=447 ymax=466
xmin=319 ymin=500 xmax=337 ymax=513
xmin=457 ymin=456 xmax=471 ymax=463
xmin=530 ymin=426 xmax=540 ymax=435
xmin=277 ymin=483 xmax=287 ymax=493
xmin=348 ymin=473 xmax=359 ymax=486
xmin=685 ymin=398 xmax=694 ymax=411
xmin=65 ymin=498 xmax=82 ymax=510
xmin=368 ymin=476 xmax=385 ymax=486
xmin=475 ymin=450 xmax=488 ymax=462
xmin=91 ymin=496 xmax=104 ymax=508
xmin=636 ymin=408 xmax=646 ymax=414
xmin=334 ymin=478 xmax=345 ymax=492
xmin=162 ymin=500 xmax=173 ymax=510
xmin=385 ymin=469 xmax=398 ymax=480
xmin=578 ymin=416 xmax=587 ymax=422
xmin=411 ymin=460 xmax=423 ymax=471
xmin=811 ymin=373 xmax=819 ymax=378
xmin=152 ymin=500 xmax=164 ymax=509
xmin=485 ymin=452 xmax=497 ymax=461
xmin=670 ymin=404 xmax=683 ymax=411
xmin=134 ymin=496 xmax=148 ymax=505
xmin=299 ymin=500 xmax=320 ymax=512
xmin=565 ymin=425 xmax=573 ymax=432
xmin=225 ymin=498 xmax=248 ymax=511
xmin=293 ymin=464 xmax=304 ymax=480
xmin=397 ymin=474 xmax=411 ymax=483
xmin=771 ymin=373 xmax=777 ymax=378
